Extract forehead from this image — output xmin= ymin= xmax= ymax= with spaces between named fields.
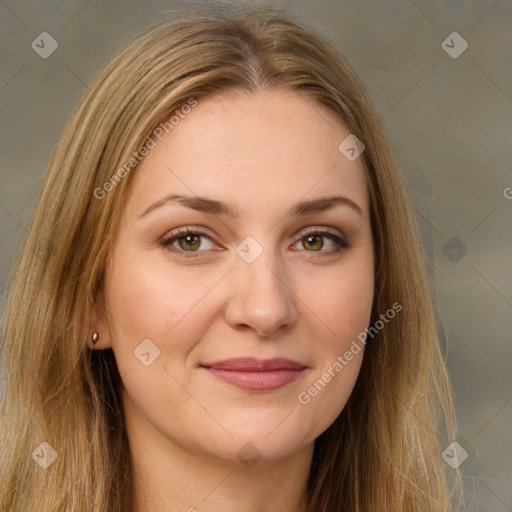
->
xmin=126 ymin=90 xmax=369 ymax=218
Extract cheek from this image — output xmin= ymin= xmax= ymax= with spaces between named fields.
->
xmin=295 ymin=259 xmax=373 ymax=427
xmin=106 ymin=252 xmax=214 ymax=341
xmin=305 ymin=258 xmax=374 ymax=347
xmin=104 ymin=257 xmax=211 ymax=410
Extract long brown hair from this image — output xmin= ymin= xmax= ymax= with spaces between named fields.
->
xmin=0 ymin=4 xmax=464 ymax=510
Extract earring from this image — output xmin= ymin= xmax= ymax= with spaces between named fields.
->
xmin=92 ymin=332 xmax=100 ymax=345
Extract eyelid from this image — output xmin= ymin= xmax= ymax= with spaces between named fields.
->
xmin=299 ymin=226 xmax=346 ymax=239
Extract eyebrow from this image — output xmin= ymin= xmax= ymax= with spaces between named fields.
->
xmin=138 ymin=193 xmax=363 ymax=219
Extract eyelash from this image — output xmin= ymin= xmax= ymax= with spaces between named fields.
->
xmin=160 ymin=227 xmax=351 ymax=259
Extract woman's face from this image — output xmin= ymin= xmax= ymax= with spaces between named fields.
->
xmin=96 ymin=90 xmax=374 ymax=464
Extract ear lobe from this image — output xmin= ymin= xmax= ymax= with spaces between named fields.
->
xmin=87 ymin=287 xmax=112 ymax=350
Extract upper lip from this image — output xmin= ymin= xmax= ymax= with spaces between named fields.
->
xmin=200 ymin=357 xmax=307 ymax=371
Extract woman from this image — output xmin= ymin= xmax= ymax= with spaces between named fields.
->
xmin=0 ymin=4 xmax=464 ymax=511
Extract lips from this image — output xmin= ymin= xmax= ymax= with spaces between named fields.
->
xmin=201 ymin=357 xmax=306 ymax=371
xmin=200 ymin=357 xmax=307 ymax=391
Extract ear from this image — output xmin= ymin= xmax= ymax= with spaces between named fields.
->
xmin=87 ymin=285 xmax=113 ymax=350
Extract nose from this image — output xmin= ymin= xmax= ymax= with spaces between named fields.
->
xmin=224 ymin=249 xmax=298 ymax=338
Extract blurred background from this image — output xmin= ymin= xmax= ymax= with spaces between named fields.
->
xmin=0 ymin=0 xmax=511 ymax=509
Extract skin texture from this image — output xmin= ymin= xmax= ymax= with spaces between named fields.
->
xmin=89 ymin=89 xmax=375 ymax=512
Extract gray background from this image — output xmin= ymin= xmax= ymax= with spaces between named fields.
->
xmin=0 ymin=0 xmax=511 ymax=509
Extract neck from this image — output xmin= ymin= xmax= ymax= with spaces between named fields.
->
xmin=127 ymin=411 xmax=313 ymax=512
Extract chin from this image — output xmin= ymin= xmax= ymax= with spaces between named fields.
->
xmin=198 ymin=424 xmax=314 ymax=465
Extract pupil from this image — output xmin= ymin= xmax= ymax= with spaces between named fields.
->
xmin=181 ymin=235 xmax=199 ymax=250
xmin=306 ymin=235 xmax=322 ymax=251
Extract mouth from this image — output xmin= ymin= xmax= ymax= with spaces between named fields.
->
xmin=200 ymin=357 xmax=308 ymax=392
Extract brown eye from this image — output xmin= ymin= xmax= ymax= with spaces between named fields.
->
xmin=302 ymin=234 xmax=324 ymax=251
xmin=160 ymin=227 xmax=350 ymax=260
xmin=293 ymin=230 xmax=350 ymax=257
xmin=177 ymin=233 xmax=201 ymax=251
xmin=161 ymin=228 xmax=215 ymax=258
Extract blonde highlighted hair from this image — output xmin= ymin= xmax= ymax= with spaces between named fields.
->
xmin=0 ymin=3 xmax=463 ymax=510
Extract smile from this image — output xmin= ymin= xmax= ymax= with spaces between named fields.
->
xmin=200 ymin=357 xmax=308 ymax=392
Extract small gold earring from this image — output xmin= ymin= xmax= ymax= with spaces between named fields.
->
xmin=92 ymin=332 xmax=100 ymax=345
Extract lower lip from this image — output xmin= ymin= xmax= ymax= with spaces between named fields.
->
xmin=204 ymin=368 xmax=306 ymax=391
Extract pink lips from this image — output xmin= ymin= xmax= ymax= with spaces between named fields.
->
xmin=200 ymin=357 xmax=307 ymax=391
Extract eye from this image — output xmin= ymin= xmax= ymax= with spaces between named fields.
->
xmin=160 ymin=227 xmax=351 ymax=259
xmin=291 ymin=228 xmax=351 ymax=257
xmin=160 ymin=227 xmax=216 ymax=258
